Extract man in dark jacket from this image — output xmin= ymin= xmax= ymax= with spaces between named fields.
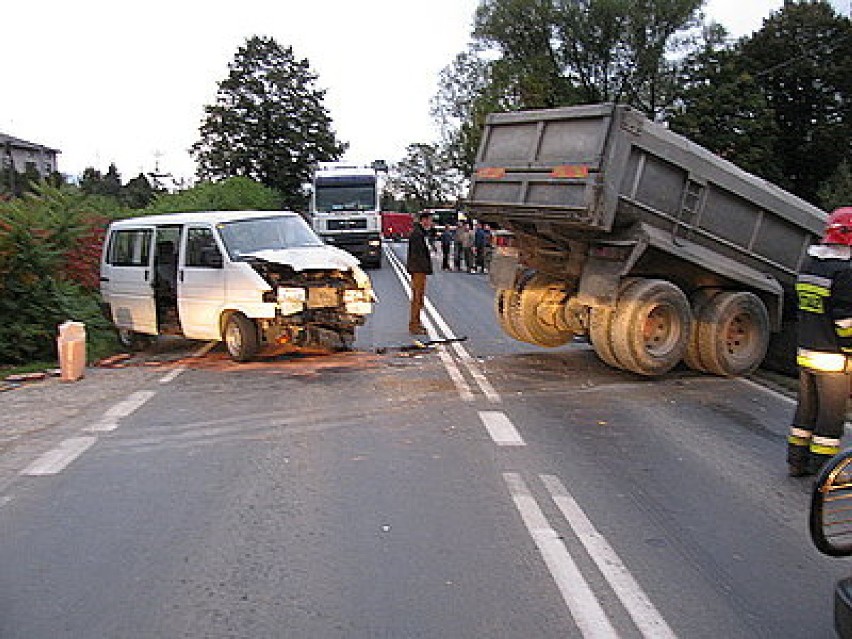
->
xmin=788 ymin=207 xmax=852 ymax=476
xmin=406 ymin=212 xmax=434 ymax=334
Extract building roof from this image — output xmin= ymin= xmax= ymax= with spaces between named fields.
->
xmin=0 ymin=132 xmax=60 ymax=154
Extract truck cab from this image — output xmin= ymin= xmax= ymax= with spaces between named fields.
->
xmin=310 ymin=162 xmax=385 ymax=268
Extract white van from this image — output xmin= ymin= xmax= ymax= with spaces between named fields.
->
xmin=100 ymin=210 xmax=375 ymax=361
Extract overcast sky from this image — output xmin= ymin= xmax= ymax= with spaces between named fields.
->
xmin=2 ymin=0 xmax=848 ymax=182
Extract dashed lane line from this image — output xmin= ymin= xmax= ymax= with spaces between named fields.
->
xmin=21 ymin=437 xmax=97 ymax=477
xmin=479 ymin=411 xmax=525 ymax=446
xmin=84 ymin=390 xmax=157 ymax=433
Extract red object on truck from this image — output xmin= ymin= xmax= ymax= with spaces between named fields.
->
xmin=381 ymin=212 xmax=413 ymax=240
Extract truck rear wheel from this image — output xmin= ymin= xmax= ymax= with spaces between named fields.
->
xmin=696 ymin=291 xmax=769 ymax=377
xmin=514 ymin=273 xmax=572 ymax=347
xmin=589 ymin=306 xmax=622 ymax=369
xmin=683 ymin=289 xmax=720 ymax=373
xmin=224 ymin=313 xmax=259 ymax=362
xmin=494 ymin=289 xmax=526 ymax=342
xmin=611 ymin=279 xmax=692 ymax=376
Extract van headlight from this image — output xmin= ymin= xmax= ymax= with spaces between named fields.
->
xmin=278 ymin=287 xmax=306 ymax=315
xmin=344 ymin=289 xmax=373 ymax=315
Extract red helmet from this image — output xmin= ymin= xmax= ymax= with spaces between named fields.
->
xmin=823 ymin=207 xmax=852 ymax=245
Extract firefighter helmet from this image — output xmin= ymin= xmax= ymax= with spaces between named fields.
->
xmin=823 ymin=207 xmax=852 ymax=245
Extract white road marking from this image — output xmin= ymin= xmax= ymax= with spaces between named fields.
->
xmin=21 ymin=437 xmax=97 ymax=476
xmin=503 ymin=473 xmax=618 ymax=638
xmin=159 ymin=367 xmax=185 ymax=384
xmin=479 ymin=411 xmax=525 ymax=446
xmin=737 ymin=377 xmax=796 ymax=406
xmin=157 ymin=340 xmax=216 ymax=383
xmin=385 ymin=245 xmax=499 ymax=402
xmin=84 ymin=390 xmax=157 ymax=433
xmin=541 ymin=474 xmax=678 ymax=639
xmin=385 ymin=245 xmax=474 ymax=401
xmin=423 ymin=295 xmax=502 ymax=403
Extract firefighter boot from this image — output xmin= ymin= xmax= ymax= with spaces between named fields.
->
xmin=808 ymin=452 xmax=836 ymax=477
xmin=787 ymin=443 xmax=813 ymax=477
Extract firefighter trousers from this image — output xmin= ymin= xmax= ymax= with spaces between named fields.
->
xmin=789 ymin=368 xmax=848 ymax=463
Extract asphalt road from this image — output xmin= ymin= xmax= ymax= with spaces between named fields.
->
xmin=0 ymin=242 xmax=847 ymax=638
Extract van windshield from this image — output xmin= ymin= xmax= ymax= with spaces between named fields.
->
xmin=218 ymin=215 xmax=324 ymax=259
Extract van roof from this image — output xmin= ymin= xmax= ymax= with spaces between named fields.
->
xmin=108 ymin=210 xmax=300 ymax=228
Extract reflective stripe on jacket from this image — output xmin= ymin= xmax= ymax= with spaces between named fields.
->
xmin=796 ymin=244 xmax=852 ymax=358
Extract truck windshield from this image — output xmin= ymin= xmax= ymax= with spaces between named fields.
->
xmin=217 ymin=215 xmax=324 ymax=260
xmin=315 ymin=179 xmax=377 ymax=213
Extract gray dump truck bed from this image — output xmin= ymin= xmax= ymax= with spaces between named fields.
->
xmin=468 ymin=103 xmax=827 ymax=377
xmin=468 ymin=103 xmax=825 ymax=292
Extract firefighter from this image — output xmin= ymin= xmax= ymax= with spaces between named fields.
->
xmin=788 ymin=207 xmax=852 ymax=476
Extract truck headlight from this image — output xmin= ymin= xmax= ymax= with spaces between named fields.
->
xmin=368 ymin=240 xmax=381 ymax=247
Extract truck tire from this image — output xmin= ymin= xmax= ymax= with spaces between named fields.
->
xmin=224 ymin=313 xmax=259 ymax=362
xmin=514 ymin=273 xmax=572 ymax=347
xmin=696 ymin=291 xmax=769 ymax=377
xmin=683 ymin=289 xmax=720 ymax=373
xmin=610 ymin=278 xmax=692 ymax=376
xmin=589 ymin=306 xmax=623 ymax=370
xmin=494 ymin=288 xmax=526 ymax=342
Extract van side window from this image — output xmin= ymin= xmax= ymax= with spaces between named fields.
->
xmin=108 ymin=229 xmax=152 ymax=266
xmin=185 ymin=227 xmax=223 ymax=268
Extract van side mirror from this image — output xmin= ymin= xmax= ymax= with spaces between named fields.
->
xmin=810 ymin=449 xmax=852 ymax=557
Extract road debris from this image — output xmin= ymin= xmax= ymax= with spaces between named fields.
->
xmin=375 ymin=335 xmax=468 ymax=355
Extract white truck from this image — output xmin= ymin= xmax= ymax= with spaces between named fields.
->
xmin=309 ymin=162 xmax=386 ymax=269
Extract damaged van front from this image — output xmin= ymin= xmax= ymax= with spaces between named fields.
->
xmin=100 ymin=210 xmax=376 ymax=361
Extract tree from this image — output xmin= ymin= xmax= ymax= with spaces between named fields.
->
xmin=818 ymin=160 xmax=852 ymax=211
xmin=191 ymin=36 xmax=347 ymax=209
xmin=739 ymin=1 xmax=852 ymax=205
xmin=436 ymin=0 xmax=704 ymax=174
xmin=122 ymin=173 xmax=157 ymax=209
xmin=145 ymin=176 xmax=281 ymax=214
xmin=387 ymin=144 xmax=464 ymax=212
xmin=431 ymin=46 xmax=520 ymax=175
xmin=473 ymin=0 xmax=703 ymax=116
xmin=667 ymin=26 xmax=783 ymax=183
xmin=0 ymin=184 xmax=115 ymax=364
xmin=80 ymin=163 xmax=122 ymax=198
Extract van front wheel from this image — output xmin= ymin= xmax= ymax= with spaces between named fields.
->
xmin=224 ymin=313 xmax=259 ymax=362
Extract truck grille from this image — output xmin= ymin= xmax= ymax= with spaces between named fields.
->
xmin=327 ymin=219 xmax=368 ymax=231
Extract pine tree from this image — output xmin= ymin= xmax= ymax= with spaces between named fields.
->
xmin=191 ymin=36 xmax=347 ymax=209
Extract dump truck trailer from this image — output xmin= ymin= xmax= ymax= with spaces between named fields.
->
xmin=467 ymin=103 xmax=826 ymax=377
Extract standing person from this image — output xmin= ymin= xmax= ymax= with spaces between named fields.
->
xmin=474 ymin=223 xmax=486 ymax=273
xmin=406 ymin=211 xmax=434 ymax=335
xmin=453 ymin=223 xmax=466 ymax=271
xmin=788 ymin=207 xmax=852 ymax=477
xmin=459 ymin=222 xmax=475 ymax=273
xmin=440 ymin=225 xmax=455 ymax=270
